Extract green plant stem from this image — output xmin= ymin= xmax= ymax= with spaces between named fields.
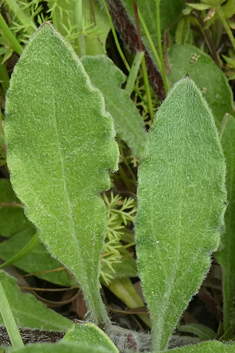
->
xmin=141 ymin=56 xmax=154 ymax=121
xmin=126 ymin=51 xmax=144 ymax=96
xmin=155 ymin=0 xmax=169 ymax=93
xmin=221 ymin=267 xmax=234 ymax=339
xmin=192 ymin=11 xmax=220 ymax=68
xmin=118 ymin=164 xmax=134 ymax=190
xmin=124 ymin=242 xmax=135 ymax=248
xmin=74 ymin=0 xmax=85 ymax=56
xmin=217 ymin=5 xmax=235 ymax=52
xmin=100 ymin=0 xmax=130 ymax=71
xmin=137 ymin=9 xmax=161 ymax=70
xmin=0 ymin=60 xmax=10 ymax=93
xmin=0 ymin=13 xmax=23 ymax=55
xmin=118 ymin=136 xmax=137 ymax=184
xmin=3 ymin=0 xmax=36 ymax=35
xmin=0 ymin=278 xmax=24 ymax=348
xmin=107 ymin=278 xmax=151 ymax=328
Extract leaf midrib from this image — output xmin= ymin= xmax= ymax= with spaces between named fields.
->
xmin=50 ymin=65 xmax=85 ymax=282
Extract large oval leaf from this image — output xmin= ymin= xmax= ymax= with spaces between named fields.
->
xmin=5 ymin=23 xmax=119 ymax=325
xmin=168 ymin=44 xmax=234 ymax=126
xmin=135 ymin=77 xmax=226 ymax=351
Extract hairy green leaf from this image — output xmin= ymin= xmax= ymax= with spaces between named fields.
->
xmin=168 ymin=44 xmax=234 ymax=126
xmin=0 ymin=270 xmax=72 ymax=331
xmin=135 ymin=77 xmax=226 ymax=351
xmin=5 ymin=23 xmax=118 ymax=325
xmin=177 ymin=323 xmax=216 ymax=340
xmin=10 ymin=342 xmax=114 ymax=353
xmin=0 ymin=229 xmax=75 ymax=287
xmin=0 ymin=179 xmax=32 ymax=237
xmin=81 ymin=55 xmax=146 ymax=157
xmin=152 ymin=341 xmax=235 ymax=353
xmin=216 ymin=114 xmax=235 ymax=338
xmin=63 ymin=322 xmax=118 ymax=353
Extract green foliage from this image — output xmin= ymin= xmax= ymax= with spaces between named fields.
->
xmin=0 ymin=271 xmax=24 ymax=348
xmin=1 ymin=1 xmax=235 ymax=352
xmin=0 ymin=228 xmax=76 ymax=286
xmin=177 ymin=323 xmax=217 ymax=340
xmin=82 ymin=0 xmax=111 ymax=55
xmin=107 ymin=277 xmax=151 ymax=327
xmin=5 ymin=23 xmax=118 ymax=326
xmin=0 ymin=180 xmax=135 ymax=286
xmin=0 ymin=270 xmax=72 ymax=331
xmin=168 ymin=45 xmax=234 ymax=126
xmin=10 ymin=342 xmax=114 ymax=353
xmin=119 ymin=0 xmax=184 ymax=48
xmin=81 ymin=55 xmax=147 ymax=158
xmin=101 ymin=192 xmax=136 ymax=284
xmin=0 ymin=179 xmax=32 ymax=237
xmin=135 ymin=77 xmax=226 ymax=351
xmin=216 ymin=114 xmax=235 ymax=338
xmin=102 ymin=246 xmax=137 ymax=281
xmin=175 ymin=16 xmax=190 ymax=45
xmin=47 ymin=0 xmax=110 ymax=55
xmin=63 ymin=322 xmax=118 ymax=353
xmin=156 ymin=341 xmax=235 ymax=353
xmin=0 ymin=231 xmax=40 ymax=270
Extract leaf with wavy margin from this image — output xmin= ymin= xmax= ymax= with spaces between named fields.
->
xmin=5 ymin=23 xmax=118 ymax=325
xmin=81 ymin=55 xmax=146 ymax=157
